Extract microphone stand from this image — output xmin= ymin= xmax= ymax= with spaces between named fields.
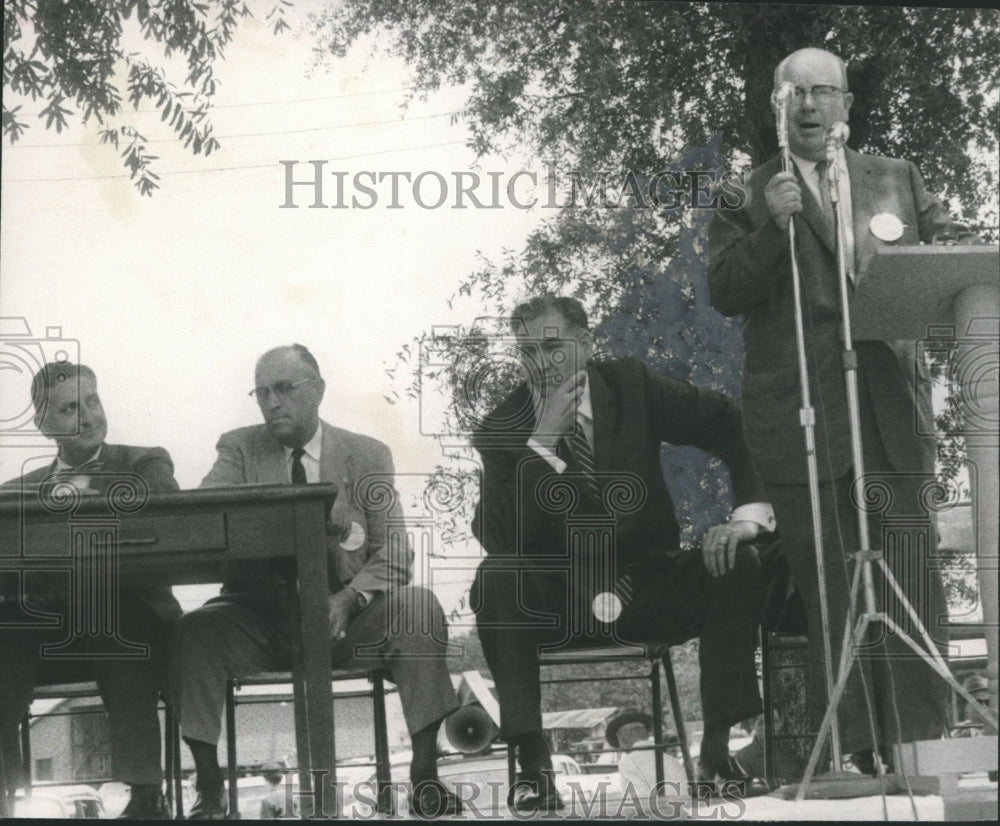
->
xmin=795 ymin=138 xmax=999 ymax=800
xmin=773 ymin=87 xmax=842 ymax=770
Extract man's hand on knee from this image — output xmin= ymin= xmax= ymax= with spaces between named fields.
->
xmin=701 ymin=521 xmax=759 ymax=577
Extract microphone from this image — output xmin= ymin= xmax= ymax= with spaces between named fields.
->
xmin=771 ymin=81 xmax=796 ymax=149
xmin=825 ymin=122 xmax=850 ymax=154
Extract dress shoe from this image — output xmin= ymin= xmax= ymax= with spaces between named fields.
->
xmin=116 ymin=786 xmax=169 ymax=820
xmin=409 ymin=780 xmax=463 ymax=818
xmin=187 ymin=786 xmax=227 ymax=820
xmin=507 ymin=770 xmax=565 ymax=813
xmin=697 ymin=754 xmax=770 ymax=798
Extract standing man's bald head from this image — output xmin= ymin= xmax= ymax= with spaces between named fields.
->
xmin=774 ymin=48 xmax=848 ymax=89
xmin=773 ymin=47 xmax=853 ymax=162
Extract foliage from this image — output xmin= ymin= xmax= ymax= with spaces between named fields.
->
xmin=326 ymin=2 xmax=998 ymax=544
xmin=324 ymin=2 xmax=995 ymax=714
xmin=314 ymin=2 xmax=998 ymax=222
xmin=3 ymin=0 xmax=292 ymax=195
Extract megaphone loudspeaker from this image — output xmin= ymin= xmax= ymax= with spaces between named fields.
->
xmin=445 ymin=704 xmax=499 ymax=754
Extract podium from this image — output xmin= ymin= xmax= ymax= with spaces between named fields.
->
xmin=852 ymin=244 xmax=999 ymax=763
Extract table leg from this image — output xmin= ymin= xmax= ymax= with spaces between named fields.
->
xmin=293 ymin=501 xmax=338 ymax=817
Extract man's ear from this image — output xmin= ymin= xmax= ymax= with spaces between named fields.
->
xmin=843 ymin=91 xmax=854 ymax=113
xmin=315 ymin=377 xmax=327 ymax=404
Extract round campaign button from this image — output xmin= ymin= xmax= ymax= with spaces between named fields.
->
xmin=340 ymin=521 xmax=366 ymax=551
xmin=869 ymin=212 xmax=904 ymax=242
xmin=592 ymin=591 xmax=623 ymax=623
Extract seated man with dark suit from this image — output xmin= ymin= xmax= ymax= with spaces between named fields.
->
xmin=0 ymin=362 xmax=181 ymax=819
xmin=472 ymin=295 xmax=775 ymax=811
xmin=170 ymin=344 xmax=460 ymax=819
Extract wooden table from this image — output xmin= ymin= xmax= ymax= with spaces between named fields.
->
xmin=0 ymin=483 xmax=339 ymax=818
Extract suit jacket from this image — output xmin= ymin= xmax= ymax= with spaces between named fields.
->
xmin=1 ymin=443 xmax=182 ymax=622
xmin=708 ymin=149 xmax=954 ymax=484
xmin=471 ymin=358 xmax=763 ymax=567
xmin=200 ymin=420 xmax=409 ymax=595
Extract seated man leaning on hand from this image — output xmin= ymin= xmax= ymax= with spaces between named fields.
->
xmin=170 ymin=344 xmax=460 ymax=819
xmin=472 ymin=295 xmax=774 ymax=812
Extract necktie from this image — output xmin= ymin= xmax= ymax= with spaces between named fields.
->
xmin=815 ymin=160 xmax=832 ymax=215
xmin=290 ymin=448 xmax=307 ymax=484
xmin=47 ymin=459 xmax=104 ymax=491
xmin=567 ymin=424 xmax=634 ymax=605
xmin=567 ymin=422 xmax=600 ymax=503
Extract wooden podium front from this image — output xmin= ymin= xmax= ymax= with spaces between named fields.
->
xmin=852 ymin=244 xmax=998 ymax=790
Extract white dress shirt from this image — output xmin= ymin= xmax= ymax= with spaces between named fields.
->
xmin=53 ymin=446 xmax=103 ymax=491
xmin=283 ymin=425 xmax=323 ymax=483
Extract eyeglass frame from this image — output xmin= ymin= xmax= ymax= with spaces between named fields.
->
xmin=788 ymin=84 xmax=847 ymax=103
xmin=248 ymin=377 xmax=317 ymax=401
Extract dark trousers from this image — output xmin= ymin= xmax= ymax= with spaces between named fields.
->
xmin=0 ymin=593 xmax=172 ymax=789
xmin=765 ymin=466 xmax=950 ymax=754
xmin=471 ymin=546 xmax=763 ymax=738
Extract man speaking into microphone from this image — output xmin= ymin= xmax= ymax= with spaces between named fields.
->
xmin=709 ymin=47 xmax=961 ymax=775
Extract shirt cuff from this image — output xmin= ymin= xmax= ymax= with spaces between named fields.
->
xmin=731 ymin=502 xmax=776 ymax=534
xmin=527 ymin=438 xmax=567 ymax=473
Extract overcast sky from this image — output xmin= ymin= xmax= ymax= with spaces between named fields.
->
xmin=0 ymin=10 xmax=546 ymax=616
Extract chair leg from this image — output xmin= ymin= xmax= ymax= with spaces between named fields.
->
xmin=760 ymin=630 xmax=776 ymax=787
xmin=371 ymin=673 xmax=393 ymax=815
xmin=171 ymin=710 xmax=184 ymax=819
xmin=225 ymin=680 xmax=239 ymax=817
xmin=650 ymin=660 xmax=666 ymax=789
xmin=163 ymin=703 xmax=175 ymax=814
xmin=662 ymin=650 xmax=694 ymax=783
xmin=20 ymin=711 xmax=32 ymax=796
xmin=507 ymin=742 xmax=517 ymax=787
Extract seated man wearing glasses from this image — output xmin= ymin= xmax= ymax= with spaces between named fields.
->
xmin=170 ymin=344 xmax=460 ymax=819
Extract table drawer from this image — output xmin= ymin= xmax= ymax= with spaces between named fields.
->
xmin=11 ymin=512 xmax=229 ymax=558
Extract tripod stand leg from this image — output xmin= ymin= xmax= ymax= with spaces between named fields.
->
xmin=877 ymin=557 xmax=999 ymax=730
xmin=796 ymin=613 xmax=874 ymax=802
xmin=880 ymin=614 xmax=999 ymax=729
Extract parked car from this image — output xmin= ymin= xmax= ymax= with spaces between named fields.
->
xmin=340 ymin=750 xmax=617 ymax=816
xmin=14 ymin=785 xmax=106 ymax=819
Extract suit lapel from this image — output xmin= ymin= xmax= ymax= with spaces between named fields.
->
xmin=320 ymin=421 xmax=352 ymax=486
xmin=99 ymin=443 xmax=123 ymax=472
xmin=846 ymin=149 xmax=877 ymax=283
xmin=261 ymin=432 xmax=290 ymax=484
xmin=793 ymin=161 xmax=837 ymax=256
xmin=588 ymin=365 xmax=615 ymax=473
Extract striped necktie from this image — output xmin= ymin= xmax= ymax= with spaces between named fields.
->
xmin=568 ymin=423 xmax=636 ymax=607
xmin=568 ymin=423 xmax=600 ymax=503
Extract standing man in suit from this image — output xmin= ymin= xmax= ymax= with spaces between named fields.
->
xmin=170 ymin=344 xmax=460 ymax=819
xmin=0 ymin=362 xmax=181 ymax=819
xmin=471 ymin=295 xmax=774 ymax=811
xmin=709 ymin=47 xmax=955 ymax=772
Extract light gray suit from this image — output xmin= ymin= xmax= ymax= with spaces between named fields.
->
xmin=171 ymin=420 xmax=457 ymax=744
